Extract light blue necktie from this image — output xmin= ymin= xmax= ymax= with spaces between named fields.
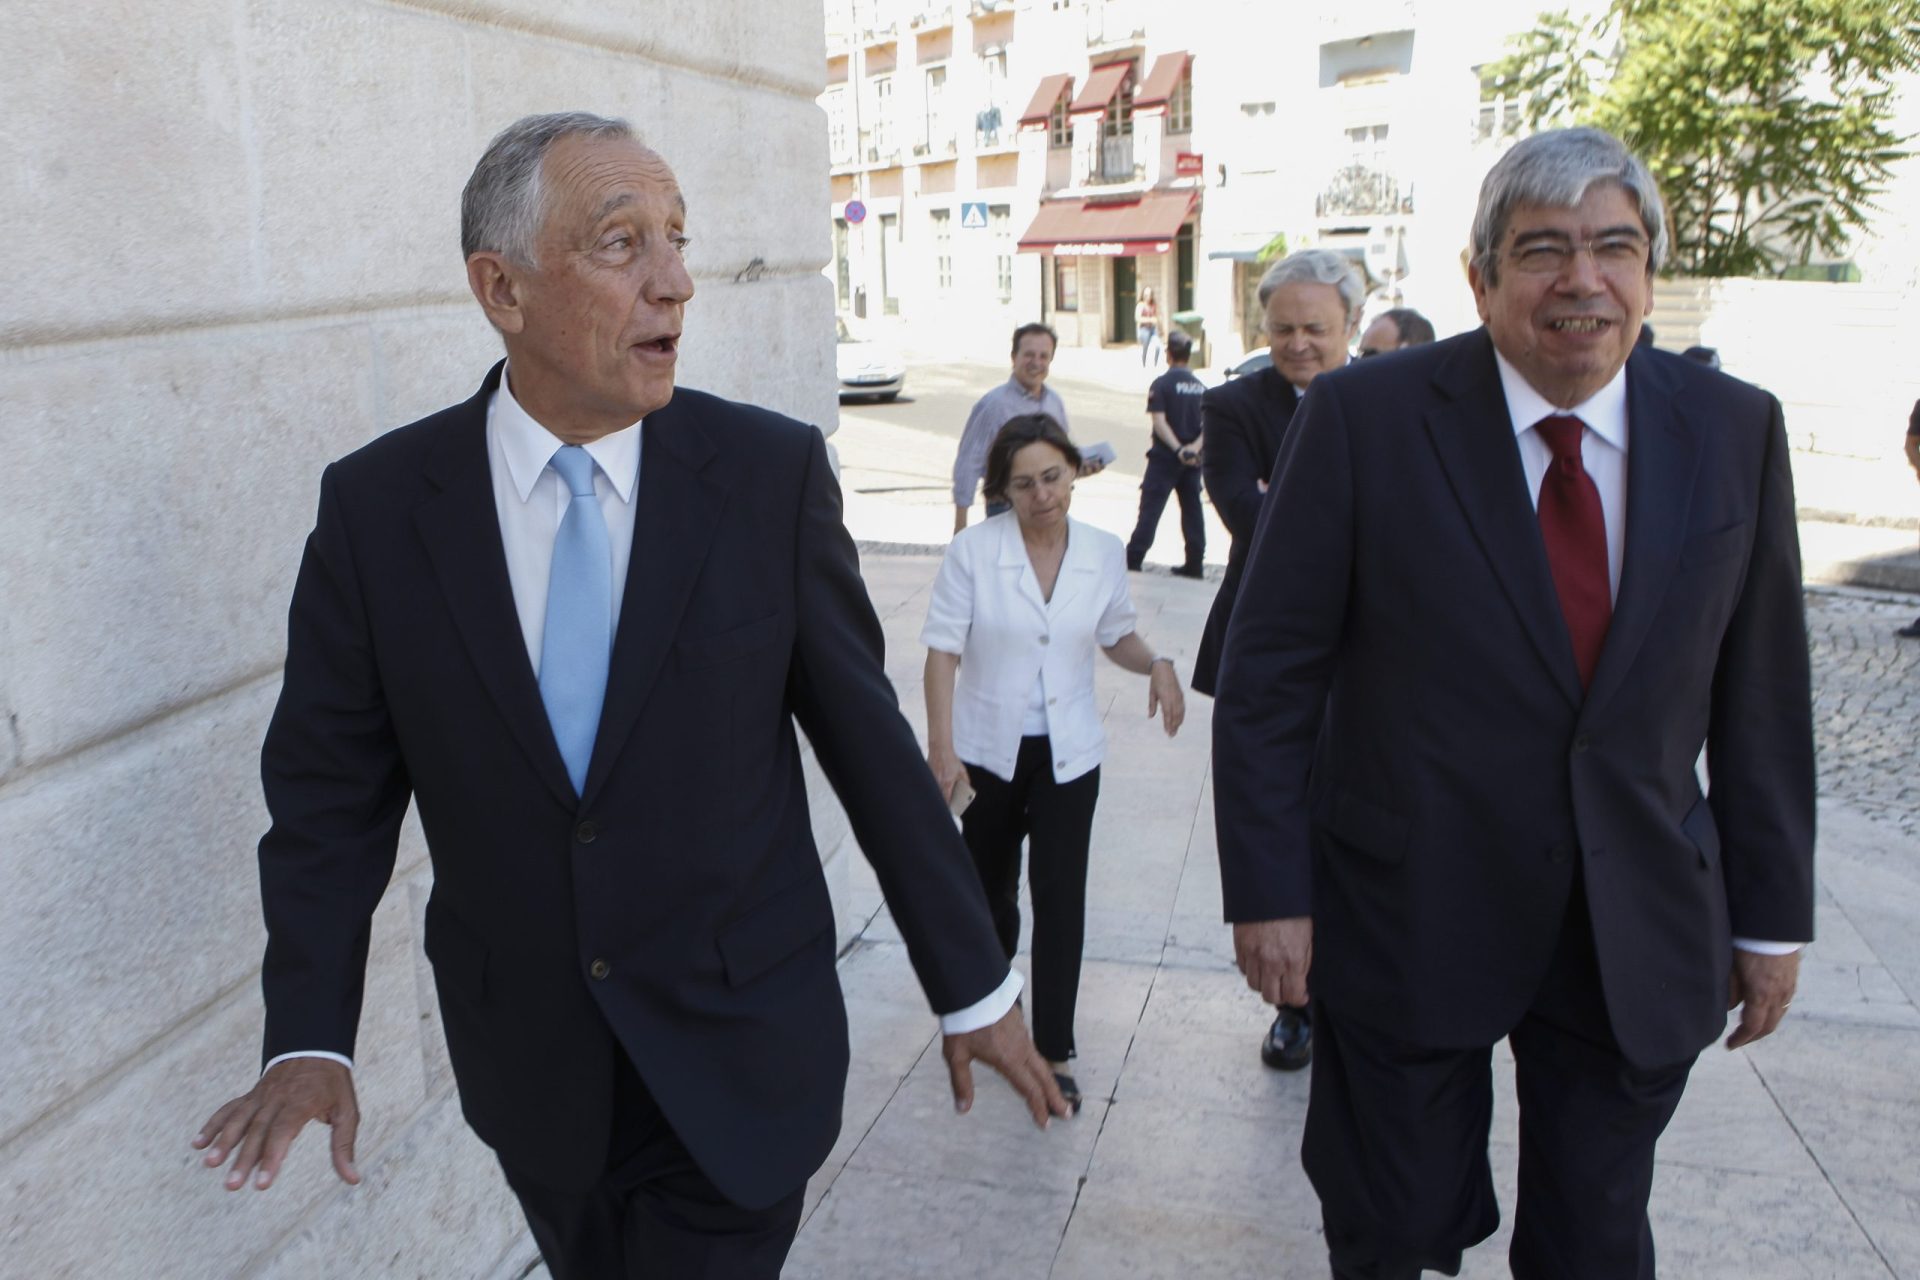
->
xmin=538 ymin=445 xmax=612 ymax=796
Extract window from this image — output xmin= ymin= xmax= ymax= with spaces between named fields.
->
xmin=1475 ymin=65 xmax=1523 ymax=143
xmin=869 ymin=75 xmax=894 ymax=160
xmin=1102 ymin=66 xmax=1135 ymax=141
xmin=978 ymin=49 xmax=1008 ymax=146
xmin=1049 ymin=93 xmax=1071 ymax=149
xmin=1054 ymin=258 xmax=1079 ymax=311
xmin=1346 ymin=123 xmax=1389 ymax=169
xmin=833 ymin=217 xmax=851 ymax=310
xmin=880 ymin=213 xmax=901 ymax=315
xmin=924 ymin=65 xmax=948 ymax=154
xmin=930 ymin=208 xmax=952 ymax=290
xmin=1167 ymin=67 xmax=1193 ymax=134
xmin=988 ymin=204 xmax=1012 ymax=303
xmin=825 ymin=88 xmax=851 ymax=164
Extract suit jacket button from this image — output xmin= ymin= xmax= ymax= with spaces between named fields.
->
xmin=576 ymin=821 xmax=598 ymax=844
xmin=1039 ymin=634 xmax=1050 ymax=644
xmin=589 ymin=959 xmax=611 ymax=980
xmin=1573 ymin=734 xmax=1592 ymax=753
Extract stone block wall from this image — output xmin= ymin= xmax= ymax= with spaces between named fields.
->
xmin=0 ymin=3 xmax=838 ymax=1274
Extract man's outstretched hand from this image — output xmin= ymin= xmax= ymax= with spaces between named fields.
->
xmin=192 ymin=1058 xmax=361 ymax=1191
xmin=942 ymin=1003 xmax=1072 ymax=1128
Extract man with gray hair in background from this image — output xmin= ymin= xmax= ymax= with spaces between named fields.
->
xmin=1213 ymin=127 xmax=1813 ymax=1277
xmin=192 ymin=111 xmax=1066 ymax=1278
xmin=1191 ymin=247 xmax=1364 ymax=1077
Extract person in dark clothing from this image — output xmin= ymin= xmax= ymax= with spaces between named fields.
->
xmin=1126 ymin=330 xmax=1208 ymax=577
xmin=1903 ymin=400 xmax=1920 ymax=638
xmin=1192 ymin=248 xmax=1364 ymax=1074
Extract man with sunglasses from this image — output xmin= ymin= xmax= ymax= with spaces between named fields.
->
xmin=1213 ymin=127 xmax=1813 ymax=1279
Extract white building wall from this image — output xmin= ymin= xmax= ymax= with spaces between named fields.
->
xmin=0 ymin=3 xmax=836 ymax=1275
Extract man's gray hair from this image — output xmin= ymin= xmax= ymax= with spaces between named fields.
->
xmin=461 ymin=111 xmax=635 ymax=266
xmin=1470 ymin=126 xmax=1668 ymax=284
xmin=1257 ymin=249 xmax=1365 ymax=324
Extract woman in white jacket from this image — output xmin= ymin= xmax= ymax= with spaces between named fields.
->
xmin=922 ymin=414 xmax=1184 ymax=1110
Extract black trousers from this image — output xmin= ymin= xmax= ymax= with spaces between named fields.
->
xmin=961 ymin=735 xmax=1100 ymax=1062
xmin=500 ymin=1050 xmax=805 ymax=1280
xmin=1305 ymin=873 xmax=1695 ymax=1280
xmin=1126 ymin=455 xmax=1205 ymax=568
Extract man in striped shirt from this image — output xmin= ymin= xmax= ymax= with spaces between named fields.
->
xmin=952 ymin=322 xmax=1073 ymax=533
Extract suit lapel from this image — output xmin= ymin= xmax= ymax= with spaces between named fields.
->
xmin=1423 ymin=331 xmax=1584 ymax=709
xmin=996 ymin=516 xmax=1051 ymax=622
xmin=414 ymin=363 xmax=579 ymax=810
xmin=1258 ymin=368 xmax=1298 ymax=475
xmin=1580 ymin=352 xmax=1699 ymax=719
xmin=580 ymin=392 xmax=730 ymax=803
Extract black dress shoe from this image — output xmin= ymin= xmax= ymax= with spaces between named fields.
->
xmin=1899 ymin=617 xmax=1920 ymax=639
xmin=1260 ymin=1005 xmax=1312 ymax=1071
xmin=1172 ymin=562 xmax=1206 ymax=579
xmin=1052 ymin=1071 xmax=1084 ymax=1113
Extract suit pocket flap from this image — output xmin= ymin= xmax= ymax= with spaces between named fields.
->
xmin=716 ymin=875 xmax=834 ymax=987
xmin=677 ymin=614 xmax=783 ymax=672
xmin=1314 ymin=788 xmax=1411 ymax=865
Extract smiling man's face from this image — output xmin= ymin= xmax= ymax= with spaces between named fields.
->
xmin=500 ymin=135 xmax=695 ymax=439
xmin=1470 ymin=181 xmax=1652 ymax=408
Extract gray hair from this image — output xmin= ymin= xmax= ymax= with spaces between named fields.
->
xmin=1470 ymin=126 xmax=1668 ymax=284
xmin=1257 ymin=249 xmax=1365 ymax=324
xmin=461 ymin=111 xmax=635 ymax=266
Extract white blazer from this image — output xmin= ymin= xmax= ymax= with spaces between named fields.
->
xmin=921 ymin=513 xmax=1138 ymax=783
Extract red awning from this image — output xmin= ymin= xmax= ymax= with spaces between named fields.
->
xmin=1016 ymin=190 xmax=1197 ymax=256
xmin=1132 ymin=51 xmax=1190 ymax=113
xmin=1068 ymin=61 xmax=1131 ymax=119
xmin=1017 ymin=73 xmax=1073 ymax=129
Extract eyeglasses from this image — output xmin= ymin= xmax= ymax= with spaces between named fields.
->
xmin=1506 ymin=233 xmax=1649 ymax=277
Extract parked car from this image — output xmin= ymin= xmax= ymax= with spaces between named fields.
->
xmin=836 ymin=317 xmax=906 ymax=401
xmin=1222 ymin=348 xmax=1273 ymax=381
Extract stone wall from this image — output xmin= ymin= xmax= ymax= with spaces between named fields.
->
xmin=0 ymin=3 xmax=836 ymax=1274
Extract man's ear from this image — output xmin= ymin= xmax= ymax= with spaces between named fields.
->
xmin=466 ymin=252 xmax=526 ymax=336
xmin=1467 ymin=259 xmax=1492 ymax=324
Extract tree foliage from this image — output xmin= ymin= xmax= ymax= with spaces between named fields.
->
xmin=1490 ymin=0 xmax=1920 ymax=277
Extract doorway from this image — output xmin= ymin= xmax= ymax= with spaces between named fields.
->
xmin=1112 ymin=256 xmax=1137 ymax=344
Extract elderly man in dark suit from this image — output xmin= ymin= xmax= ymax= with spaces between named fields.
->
xmin=1194 ymin=248 xmax=1362 ymax=1075
xmin=1213 ymin=127 xmax=1813 ymax=1279
xmin=192 ymin=111 xmax=1066 ymax=1279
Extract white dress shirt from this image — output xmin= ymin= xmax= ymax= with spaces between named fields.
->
xmin=271 ymin=370 xmax=1018 ymax=1073
xmin=1492 ymin=352 xmax=1797 ymax=959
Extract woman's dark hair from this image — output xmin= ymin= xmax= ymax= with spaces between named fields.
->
xmin=982 ymin=414 xmax=1080 ymax=502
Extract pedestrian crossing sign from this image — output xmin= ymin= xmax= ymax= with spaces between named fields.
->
xmin=960 ymin=201 xmax=988 ymax=230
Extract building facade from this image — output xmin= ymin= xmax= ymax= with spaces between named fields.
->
xmin=823 ymin=0 xmax=1589 ymax=362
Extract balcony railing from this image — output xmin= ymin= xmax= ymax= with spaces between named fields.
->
xmin=860 ymin=127 xmax=899 ymax=167
xmin=1095 ymin=134 xmax=1138 ymax=183
xmin=1316 ymin=164 xmax=1412 ymax=217
xmin=910 ymin=3 xmax=954 ymax=28
xmin=968 ymin=0 xmax=1012 ymax=16
xmin=913 ymin=125 xmax=958 ymax=160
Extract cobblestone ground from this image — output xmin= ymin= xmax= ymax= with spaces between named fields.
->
xmin=1807 ymin=588 xmax=1920 ymax=836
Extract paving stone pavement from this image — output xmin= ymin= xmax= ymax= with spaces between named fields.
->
xmin=779 ymin=556 xmax=1920 ymax=1280
xmin=1809 ymin=588 xmax=1920 ymax=838
xmin=518 ymin=550 xmax=1920 ymax=1279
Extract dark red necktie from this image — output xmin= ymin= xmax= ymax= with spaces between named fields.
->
xmin=1535 ymin=415 xmax=1611 ymax=689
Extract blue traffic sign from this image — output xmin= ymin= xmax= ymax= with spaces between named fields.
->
xmin=845 ymin=199 xmax=868 ymax=225
xmin=960 ymin=201 xmax=988 ymax=229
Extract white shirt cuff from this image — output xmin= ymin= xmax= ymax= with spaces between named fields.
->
xmin=1732 ymin=938 xmax=1804 ymax=956
xmin=938 ymin=968 xmax=1024 ymax=1035
xmin=263 ymin=1050 xmax=355 ymax=1075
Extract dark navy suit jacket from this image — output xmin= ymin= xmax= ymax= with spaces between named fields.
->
xmin=257 ymin=363 xmax=1005 ymax=1206
xmin=1211 ymin=330 xmax=1815 ymax=1068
